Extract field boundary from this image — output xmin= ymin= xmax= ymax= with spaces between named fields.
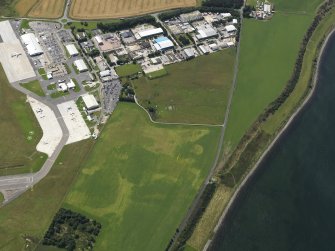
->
xmin=133 ymin=96 xmax=224 ymax=127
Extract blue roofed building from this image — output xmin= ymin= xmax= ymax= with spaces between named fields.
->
xmin=153 ymin=36 xmax=174 ymax=51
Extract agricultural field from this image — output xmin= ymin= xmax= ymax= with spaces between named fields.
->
xmin=0 ymin=141 xmax=94 ymax=250
xmin=63 ymin=103 xmax=221 ymax=251
xmin=133 ymin=49 xmax=236 ymax=125
xmin=69 ymin=0 xmax=197 ymax=19
xmin=222 ymin=9 xmax=322 ymax=156
xmin=15 ymin=0 xmax=65 ymax=18
xmin=0 ymin=65 xmax=46 ymax=176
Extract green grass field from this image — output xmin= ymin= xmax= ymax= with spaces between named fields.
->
xmin=63 ymin=103 xmax=221 ymax=251
xmin=0 ymin=140 xmax=94 ymax=250
xmin=223 ymin=9 xmax=322 ymax=155
xmin=20 ymin=80 xmax=45 ymax=97
xmin=115 ymin=63 xmax=142 ymax=77
xmin=133 ymin=49 xmax=236 ymax=124
xmin=146 ymin=68 xmax=168 ymax=79
xmin=0 ymin=65 xmax=46 ymax=176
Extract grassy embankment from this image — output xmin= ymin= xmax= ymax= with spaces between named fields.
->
xmin=185 ymin=0 xmax=328 ymax=249
xmin=0 ymin=65 xmax=46 ymax=176
xmin=15 ymin=0 xmax=66 ymax=18
xmin=0 ymin=140 xmax=94 ymax=250
xmin=133 ymin=49 xmax=236 ymax=124
xmin=63 ymin=103 xmax=221 ymax=251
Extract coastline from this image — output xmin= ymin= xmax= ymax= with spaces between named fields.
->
xmin=203 ymin=26 xmax=335 ymax=251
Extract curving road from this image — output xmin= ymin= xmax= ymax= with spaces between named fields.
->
xmin=0 ymin=82 xmax=69 ymax=205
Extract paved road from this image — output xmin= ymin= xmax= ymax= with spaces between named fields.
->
xmin=0 ymin=82 xmax=69 ymax=205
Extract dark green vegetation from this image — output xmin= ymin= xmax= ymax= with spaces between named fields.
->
xmin=133 ymin=49 xmax=236 ymax=124
xmin=20 ymin=80 xmax=45 ymax=97
xmin=0 ymin=141 xmax=94 ymax=250
xmin=115 ymin=63 xmax=141 ymax=77
xmin=203 ymin=0 xmax=243 ymax=9
xmin=0 ymin=65 xmax=46 ymax=176
xmin=97 ymin=15 xmax=155 ymax=33
xmin=63 ymin=103 xmax=221 ymax=251
xmin=42 ymin=208 xmax=101 ymax=250
xmin=0 ymin=0 xmax=17 ymax=16
xmin=211 ymin=31 xmax=335 ymax=251
xmin=119 ymin=81 xmax=135 ymax=102
xmin=20 ymin=19 xmax=31 ymax=29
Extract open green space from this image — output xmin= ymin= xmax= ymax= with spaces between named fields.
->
xmin=146 ymin=68 xmax=168 ymax=79
xmin=20 ymin=80 xmax=45 ymax=97
xmin=115 ymin=63 xmax=142 ymax=77
xmin=223 ymin=11 xmax=321 ymax=155
xmin=47 ymin=83 xmax=56 ymax=90
xmin=0 ymin=140 xmax=94 ymax=250
xmin=0 ymin=65 xmax=46 ymax=176
xmin=63 ymin=103 xmax=221 ymax=251
xmin=133 ymin=49 xmax=236 ymax=124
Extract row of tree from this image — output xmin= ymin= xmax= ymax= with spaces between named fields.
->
xmin=203 ymin=0 xmax=244 ymax=9
xmin=97 ymin=15 xmax=156 ymax=33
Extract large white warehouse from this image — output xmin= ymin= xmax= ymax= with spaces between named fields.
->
xmin=74 ymin=59 xmax=88 ymax=72
xmin=137 ymin=28 xmax=163 ymax=39
xmin=66 ymin=44 xmax=79 ymax=57
xmin=21 ymin=33 xmax=43 ymax=56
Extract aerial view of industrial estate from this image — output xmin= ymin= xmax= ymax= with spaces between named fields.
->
xmin=1 ymin=0 xmax=335 ymax=250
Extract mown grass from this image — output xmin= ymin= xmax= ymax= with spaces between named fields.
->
xmin=223 ymin=12 xmax=320 ymax=156
xmin=115 ymin=63 xmax=142 ymax=77
xmin=20 ymin=80 xmax=45 ymax=97
xmin=0 ymin=64 xmax=46 ymax=176
xmin=0 ymin=140 xmax=94 ymax=250
xmin=133 ymin=49 xmax=236 ymax=124
xmin=63 ymin=103 xmax=221 ymax=251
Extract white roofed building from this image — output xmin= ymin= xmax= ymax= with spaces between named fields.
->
xmin=82 ymin=94 xmax=99 ymax=110
xmin=195 ymin=26 xmax=218 ymax=40
xmin=74 ymin=59 xmax=88 ymax=72
xmin=221 ymin=13 xmax=232 ymax=19
xmin=95 ymin=35 xmax=103 ymax=45
xmin=67 ymin=79 xmax=76 ymax=89
xmin=136 ymin=28 xmax=163 ymax=40
xmin=21 ymin=33 xmax=43 ymax=56
xmin=99 ymin=70 xmax=110 ymax=78
xmin=225 ymin=25 xmax=237 ymax=33
xmin=66 ymin=44 xmax=79 ymax=57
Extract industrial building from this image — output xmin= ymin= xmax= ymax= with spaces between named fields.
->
xmin=99 ymin=70 xmax=111 ymax=78
xmin=94 ymin=35 xmax=103 ymax=45
xmin=67 ymin=79 xmax=76 ymax=89
xmin=136 ymin=28 xmax=163 ymax=40
xmin=179 ymin=11 xmax=203 ymax=23
xmin=224 ymin=25 xmax=237 ymax=33
xmin=183 ymin=48 xmax=195 ymax=59
xmin=66 ymin=44 xmax=79 ymax=57
xmin=195 ymin=26 xmax=218 ymax=40
xmin=82 ymin=94 xmax=99 ymax=110
xmin=153 ymin=37 xmax=174 ymax=51
xmin=21 ymin=33 xmax=43 ymax=56
xmin=74 ymin=59 xmax=88 ymax=72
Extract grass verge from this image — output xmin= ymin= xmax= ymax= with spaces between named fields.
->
xmin=20 ymin=80 xmax=45 ymax=97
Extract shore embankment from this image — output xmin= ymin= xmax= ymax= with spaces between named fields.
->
xmin=204 ymin=24 xmax=335 ymax=251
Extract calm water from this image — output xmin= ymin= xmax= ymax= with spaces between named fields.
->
xmin=210 ymin=33 xmax=335 ymax=251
